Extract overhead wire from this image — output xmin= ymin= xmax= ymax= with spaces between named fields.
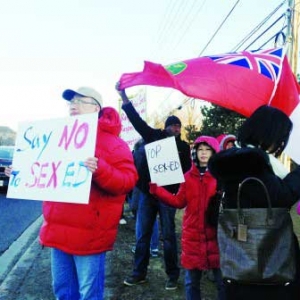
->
xmin=177 ymin=1 xmax=287 ymax=115
xmin=152 ymin=0 xmax=289 ymax=121
xmin=160 ymin=0 xmax=206 ymax=57
xmin=172 ymin=0 xmax=242 ymax=118
xmin=258 ymin=26 xmax=287 ymax=49
xmin=153 ymin=0 xmax=244 ymax=120
xmin=150 ymin=0 xmax=208 ymax=116
xmin=198 ymin=0 xmax=241 ymax=56
xmin=155 ymin=0 xmax=176 ymax=42
xmin=154 ymin=0 xmax=189 ymax=58
xmin=230 ymin=0 xmax=287 ymax=52
xmin=242 ymin=14 xmax=286 ymax=50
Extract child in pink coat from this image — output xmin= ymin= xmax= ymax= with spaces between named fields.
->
xmin=150 ymin=135 xmax=225 ymax=300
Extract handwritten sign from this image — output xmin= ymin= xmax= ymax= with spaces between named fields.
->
xmin=6 ymin=113 xmax=98 ymax=204
xmin=145 ymin=137 xmax=184 ymax=186
xmin=120 ymin=89 xmax=146 ymax=150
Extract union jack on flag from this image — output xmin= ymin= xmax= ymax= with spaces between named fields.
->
xmin=208 ymin=48 xmax=284 ymax=82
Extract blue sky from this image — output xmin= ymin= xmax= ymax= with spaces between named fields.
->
xmin=0 ymin=0 xmax=287 ymax=130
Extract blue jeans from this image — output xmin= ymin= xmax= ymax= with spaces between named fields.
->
xmin=133 ymin=191 xmax=179 ymax=280
xmin=185 ymin=268 xmax=225 ymax=300
xmin=51 ymin=248 xmax=106 ymax=300
xmin=136 ymin=212 xmax=159 ymax=251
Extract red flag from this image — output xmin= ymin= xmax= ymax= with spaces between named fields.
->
xmin=119 ymin=47 xmax=300 ymax=162
xmin=119 ymin=48 xmax=299 ymax=117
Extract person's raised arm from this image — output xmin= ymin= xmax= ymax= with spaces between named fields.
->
xmin=115 ymin=81 xmax=155 ymax=142
xmin=115 ymin=82 xmax=130 ymax=105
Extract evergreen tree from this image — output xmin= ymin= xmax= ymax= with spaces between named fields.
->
xmin=186 ymin=103 xmax=246 ymax=141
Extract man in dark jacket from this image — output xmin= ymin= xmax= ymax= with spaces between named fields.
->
xmin=117 ymin=87 xmax=191 ymax=290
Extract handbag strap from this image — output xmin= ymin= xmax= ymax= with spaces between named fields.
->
xmin=237 ymin=177 xmax=273 ymax=223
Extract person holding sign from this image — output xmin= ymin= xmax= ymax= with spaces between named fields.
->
xmin=150 ymin=136 xmax=225 ymax=300
xmin=6 ymin=87 xmax=138 ymax=300
xmin=116 ymin=84 xmax=191 ymax=291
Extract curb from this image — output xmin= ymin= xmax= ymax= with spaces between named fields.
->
xmin=0 ymin=215 xmax=43 ymax=288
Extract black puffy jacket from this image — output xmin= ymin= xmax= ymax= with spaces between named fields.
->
xmin=208 ymin=146 xmax=300 ymax=300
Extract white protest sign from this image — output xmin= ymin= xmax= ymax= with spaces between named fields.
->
xmin=6 ymin=113 xmax=98 ymax=204
xmin=145 ymin=137 xmax=184 ymax=186
xmin=120 ymin=89 xmax=146 ymax=150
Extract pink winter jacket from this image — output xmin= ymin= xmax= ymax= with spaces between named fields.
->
xmin=39 ymin=107 xmax=138 ymax=255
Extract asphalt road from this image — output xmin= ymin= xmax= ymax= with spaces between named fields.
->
xmin=0 ymin=191 xmax=42 ymax=254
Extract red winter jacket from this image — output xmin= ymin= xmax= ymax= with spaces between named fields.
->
xmin=151 ymin=164 xmax=220 ymax=270
xmin=39 ymin=107 xmax=138 ymax=255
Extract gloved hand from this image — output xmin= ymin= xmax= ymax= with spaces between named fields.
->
xmin=149 ymin=182 xmax=158 ymax=194
xmin=115 ymin=82 xmax=130 ymax=105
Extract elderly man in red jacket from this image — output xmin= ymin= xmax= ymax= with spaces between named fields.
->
xmin=6 ymin=87 xmax=138 ymax=300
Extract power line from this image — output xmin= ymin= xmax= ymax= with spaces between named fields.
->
xmin=154 ymin=0 xmax=178 ymax=49
xmin=198 ymin=0 xmax=241 ymax=56
xmin=152 ymin=0 xmax=242 ymax=121
xmin=231 ymin=0 xmax=287 ymax=52
xmin=170 ymin=0 xmax=207 ymax=54
xmin=153 ymin=1 xmax=288 ymax=122
xmin=258 ymin=27 xmax=287 ymax=49
xmin=243 ymin=14 xmax=286 ymax=50
xmin=155 ymin=0 xmax=189 ymax=56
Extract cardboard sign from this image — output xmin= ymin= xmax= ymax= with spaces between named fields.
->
xmin=145 ymin=137 xmax=184 ymax=186
xmin=6 ymin=113 xmax=98 ymax=204
xmin=120 ymin=89 xmax=146 ymax=150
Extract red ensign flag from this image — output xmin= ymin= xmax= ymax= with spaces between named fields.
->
xmin=119 ymin=47 xmax=300 ymax=162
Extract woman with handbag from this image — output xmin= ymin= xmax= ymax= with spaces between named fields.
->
xmin=208 ymin=105 xmax=300 ymax=299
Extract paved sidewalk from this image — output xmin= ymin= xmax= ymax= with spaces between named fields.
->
xmin=0 ymin=210 xmax=217 ymax=300
xmin=0 ymin=217 xmax=114 ymax=300
xmin=0 ymin=216 xmax=53 ymax=300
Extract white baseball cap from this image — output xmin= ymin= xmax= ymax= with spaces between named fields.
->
xmin=62 ymin=87 xmax=103 ymax=108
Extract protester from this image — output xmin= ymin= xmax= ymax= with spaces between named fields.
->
xmin=6 ymin=87 xmax=138 ymax=300
xmin=208 ymin=105 xmax=300 ymax=300
xmin=216 ymin=134 xmax=236 ymax=150
xmin=150 ymin=136 xmax=225 ymax=300
xmin=116 ymin=84 xmax=191 ymax=290
xmin=130 ymin=138 xmax=160 ymax=258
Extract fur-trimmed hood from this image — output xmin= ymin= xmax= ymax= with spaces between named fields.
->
xmin=216 ymin=134 xmax=236 ymax=150
xmin=208 ymin=146 xmax=273 ymax=182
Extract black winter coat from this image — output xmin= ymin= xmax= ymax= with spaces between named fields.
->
xmin=208 ymin=146 xmax=300 ymax=300
xmin=122 ymin=102 xmax=191 ymax=194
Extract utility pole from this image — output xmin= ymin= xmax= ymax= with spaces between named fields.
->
xmin=286 ymin=0 xmax=299 ymax=73
xmin=281 ymin=0 xmax=299 ymax=169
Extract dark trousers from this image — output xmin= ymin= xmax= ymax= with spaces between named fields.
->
xmin=132 ymin=191 xmax=179 ymax=280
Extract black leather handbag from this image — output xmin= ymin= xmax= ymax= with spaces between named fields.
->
xmin=217 ymin=177 xmax=296 ymax=284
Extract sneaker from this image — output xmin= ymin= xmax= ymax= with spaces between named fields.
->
xmin=131 ymin=246 xmax=136 ymax=254
xmin=119 ymin=218 xmax=127 ymax=225
xmin=165 ymin=279 xmax=177 ymax=290
xmin=150 ymin=249 xmax=159 ymax=258
xmin=124 ymin=275 xmax=147 ymax=286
